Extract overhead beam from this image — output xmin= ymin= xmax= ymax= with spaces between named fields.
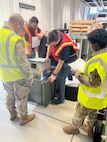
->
xmin=80 ymin=0 xmax=91 ymax=7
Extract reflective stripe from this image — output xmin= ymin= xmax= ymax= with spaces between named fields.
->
xmin=0 ymin=64 xmax=18 ymax=68
xmin=55 ymin=42 xmax=73 ymax=56
xmin=83 ymin=58 xmax=107 ymax=98
xmin=0 ymin=33 xmax=18 ymax=68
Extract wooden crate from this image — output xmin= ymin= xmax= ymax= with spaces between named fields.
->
xmin=69 ymin=20 xmax=95 ymax=33
xmin=92 ymin=23 xmax=103 ymax=30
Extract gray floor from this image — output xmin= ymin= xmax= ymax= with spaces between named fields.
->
xmin=0 ymin=80 xmax=93 ymax=142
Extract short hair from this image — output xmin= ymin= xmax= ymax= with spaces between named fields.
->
xmin=47 ymin=30 xmax=59 ymax=44
xmin=29 ymin=16 xmax=39 ymax=24
xmin=8 ymin=13 xmax=24 ymax=24
xmin=87 ymin=29 xmax=107 ymax=49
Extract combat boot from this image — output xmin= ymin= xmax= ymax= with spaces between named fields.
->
xmin=20 ymin=113 xmax=36 ymax=125
xmin=63 ymin=125 xmax=79 ymax=134
xmin=9 ymin=110 xmax=17 ymax=120
xmin=79 ymin=124 xmax=93 ymax=138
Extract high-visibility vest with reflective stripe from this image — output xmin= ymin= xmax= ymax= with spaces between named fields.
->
xmin=0 ymin=28 xmax=25 ymax=82
xmin=78 ymin=52 xmax=107 ymax=110
xmin=24 ymin=25 xmax=38 ymax=57
xmin=51 ymin=32 xmax=78 ymax=62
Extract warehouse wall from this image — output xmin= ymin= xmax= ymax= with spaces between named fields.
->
xmin=0 ymin=0 xmax=89 ymax=31
xmin=0 ymin=0 xmax=36 ymax=26
xmin=0 ymin=0 xmax=12 ymax=27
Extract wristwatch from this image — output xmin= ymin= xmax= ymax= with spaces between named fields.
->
xmin=52 ymin=72 xmax=57 ymax=76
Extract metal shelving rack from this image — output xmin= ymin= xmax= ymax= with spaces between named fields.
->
xmin=68 ymin=32 xmax=91 ymax=61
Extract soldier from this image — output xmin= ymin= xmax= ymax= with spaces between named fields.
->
xmin=63 ymin=29 xmax=107 ymax=138
xmin=0 ymin=13 xmax=36 ymax=125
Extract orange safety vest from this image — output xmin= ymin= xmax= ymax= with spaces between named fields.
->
xmin=24 ymin=25 xmax=38 ymax=57
xmin=51 ymin=32 xmax=78 ymax=61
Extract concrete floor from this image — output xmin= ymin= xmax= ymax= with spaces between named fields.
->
xmin=0 ymin=81 xmax=93 ymax=142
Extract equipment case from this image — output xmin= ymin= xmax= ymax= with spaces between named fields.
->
xmin=28 ymin=78 xmax=51 ymax=106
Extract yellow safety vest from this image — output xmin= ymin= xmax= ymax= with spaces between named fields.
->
xmin=78 ymin=52 xmax=107 ymax=110
xmin=0 ymin=28 xmax=26 ymax=82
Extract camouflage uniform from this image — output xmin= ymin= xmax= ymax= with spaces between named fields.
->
xmin=3 ymin=38 xmax=33 ymax=116
xmin=72 ymin=47 xmax=107 ymax=129
xmin=72 ymin=102 xmax=97 ymax=129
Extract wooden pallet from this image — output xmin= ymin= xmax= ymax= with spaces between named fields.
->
xmin=69 ymin=20 xmax=95 ymax=33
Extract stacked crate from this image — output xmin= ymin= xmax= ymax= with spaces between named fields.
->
xmin=69 ymin=20 xmax=102 ymax=34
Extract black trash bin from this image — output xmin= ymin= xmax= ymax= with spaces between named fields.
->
xmin=65 ymin=85 xmax=78 ymax=101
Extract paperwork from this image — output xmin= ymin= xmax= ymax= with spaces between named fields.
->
xmin=32 ymin=36 xmax=41 ymax=48
xmin=28 ymin=101 xmax=37 ymax=110
xmin=65 ymin=76 xmax=80 ymax=87
xmin=66 ymin=58 xmax=86 ymax=87
xmin=68 ymin=58 xmax=85 ymax=72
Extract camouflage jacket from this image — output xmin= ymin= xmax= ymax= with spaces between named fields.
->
xmin=14 ymin=39 xmax=34 ymax=83
xmin=75 ymin=47 xmax=107 ymax=88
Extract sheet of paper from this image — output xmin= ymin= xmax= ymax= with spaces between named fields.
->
xmin=32 ymin=36 xmax=41 ymax=48
xmin=68 ymin=58 xmax=86 ymax=72
xmin=28 ymin=101 xmax=38 ymax=110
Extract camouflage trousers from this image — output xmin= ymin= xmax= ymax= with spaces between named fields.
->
xmin=72 ymin=102 xmax=97 ymax=128
xmin=2 ymin=79 xmax=30 ymax=116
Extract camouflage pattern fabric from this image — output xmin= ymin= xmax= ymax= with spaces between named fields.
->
xmin=15 ymin=40 xmax=33 ymax=83
xmin=72 ymin=102 xmax=97 ymax=129
xmin=3 ymin=79 xmax=30 ymax=116
xmin=2 ymin=39 xmax=34 ymax=117
xmin=72 ymin=48 xmax=107 ymax=129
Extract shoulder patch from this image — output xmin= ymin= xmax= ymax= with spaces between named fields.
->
xmin=18 ymin=49 xmax=24 ymax=53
